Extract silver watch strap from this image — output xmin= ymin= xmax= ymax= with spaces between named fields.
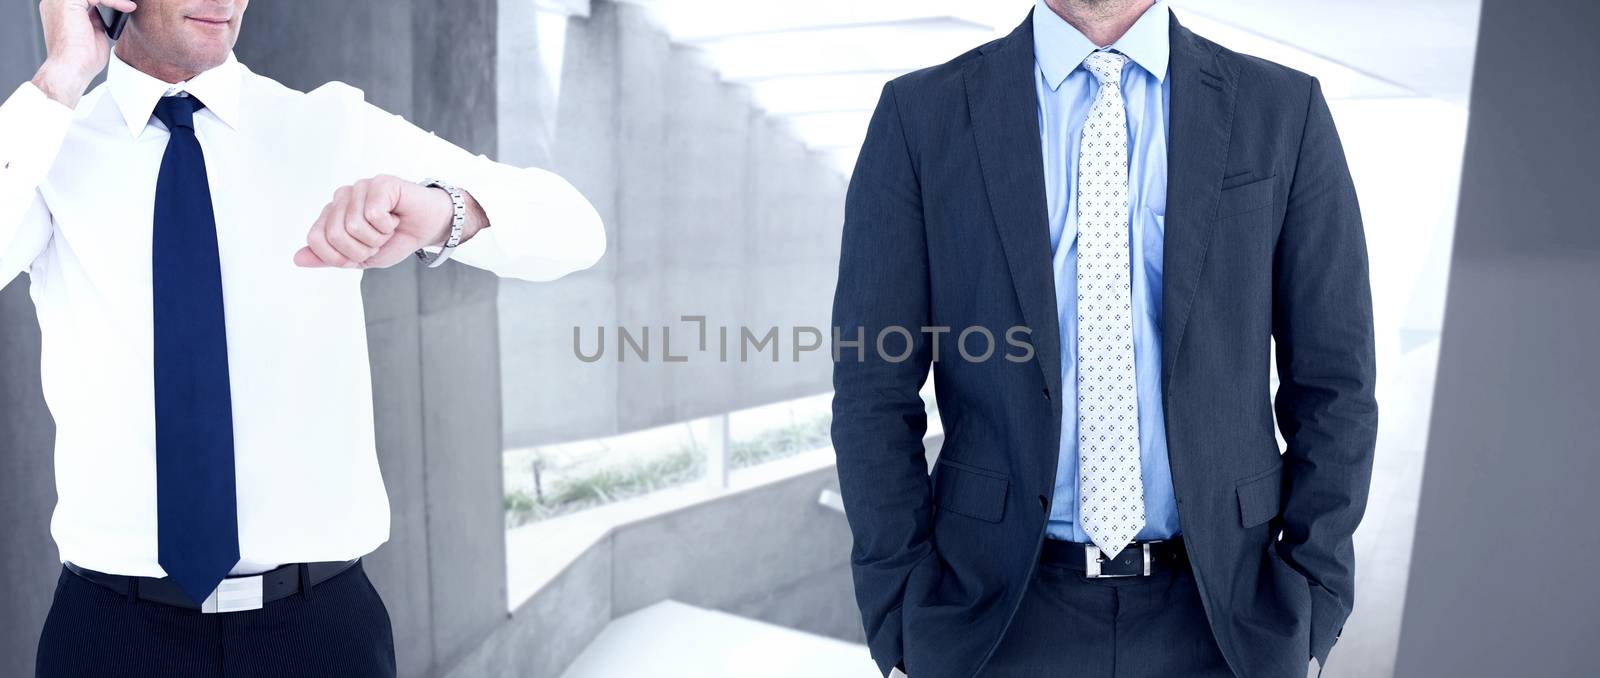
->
xmin=414 ymin=178 xmax=466 ymax=268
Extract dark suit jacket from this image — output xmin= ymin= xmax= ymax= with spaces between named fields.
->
xmin=830 ymin=11 xmax=1377 ymax=678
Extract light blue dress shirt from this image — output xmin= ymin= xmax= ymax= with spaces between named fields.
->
xmin=1034 ymin=0 xmax=1180 ymax=542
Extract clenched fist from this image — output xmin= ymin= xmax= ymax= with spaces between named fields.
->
xmin=295 ymin=174 xmax=486 ymax=269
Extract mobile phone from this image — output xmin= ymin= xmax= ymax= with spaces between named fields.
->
xmin=98 ymin=7 xmax=132 ymax=41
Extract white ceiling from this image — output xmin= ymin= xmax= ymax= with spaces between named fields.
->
xmin=588 ymin=0 xmax=1483 ymax=172
xmin=1171 ymin=0 xmax=1482 ymax=106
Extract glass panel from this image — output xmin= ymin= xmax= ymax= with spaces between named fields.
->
xmin=504 ymin=420 xmax=708 ymax=527
xmin=727 ymin=393 xmax=834 ymax=470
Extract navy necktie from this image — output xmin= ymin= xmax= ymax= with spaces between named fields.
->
xmin=151 ymin=94 xmax=240 ymax=604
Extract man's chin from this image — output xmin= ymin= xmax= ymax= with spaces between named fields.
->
xmin=178 ymin=31 xmax=237 ymax=61
xmin=174 ymin=47 xmax=233 ymax=74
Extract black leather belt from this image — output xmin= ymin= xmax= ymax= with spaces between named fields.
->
xmin=65 ymin=559 xmax=360 ymax=613
xmin=1040 ymin=538 xmax=1188 ymax=578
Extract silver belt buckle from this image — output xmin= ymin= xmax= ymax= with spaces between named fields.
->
xmin=201 ymin=575 xmax=264 ymax=613
xmin=1083 ymin=543 xmax=1154 ymax=578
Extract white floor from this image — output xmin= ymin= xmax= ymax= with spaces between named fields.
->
xmin=560 ymin=600 xmax=880 ymax=678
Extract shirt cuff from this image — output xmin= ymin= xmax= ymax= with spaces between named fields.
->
xmin=446 ymin=166 xmax=605 ymax=282
xmin=1 ymin=82 xmax=76 ymax=187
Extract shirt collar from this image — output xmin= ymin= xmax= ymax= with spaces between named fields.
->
xmin=107 ymin=49 xmax=242 ymax=137
xmin=1032 ymin=0 xmax=1170 ymax=91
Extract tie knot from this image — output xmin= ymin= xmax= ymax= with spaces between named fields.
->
xmin=1083 ymin=50 xmax=1128 ymax=84
xmin=153 ymin=94 xmax=206 ymax=132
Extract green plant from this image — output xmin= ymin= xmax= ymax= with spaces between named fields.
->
xmin=504 ymin=411 xmax=839 ymax=528
xmin=505 ymin=489 xmax=537 ymax=513
xmin=729 ymin=414 xmax=831 ymax=469
xmin=504 ymin=445 xmax=707 ymax=527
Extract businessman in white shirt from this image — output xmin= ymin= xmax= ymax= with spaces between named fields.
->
xmin=3 ymin=1 xmax=605 ymax=676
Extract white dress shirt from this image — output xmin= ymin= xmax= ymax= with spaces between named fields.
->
xmin=0 ymin=52 xmax=605 ymax=577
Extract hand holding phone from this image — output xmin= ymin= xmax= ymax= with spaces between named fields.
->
xmin=100 ymin=5 xmax=132 ymax=41
xmin=30 ymin=0 xmax=137 ymax=107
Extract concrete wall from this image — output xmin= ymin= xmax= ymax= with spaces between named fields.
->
xmin=608 ymin=466 xmax=860 ymax=638
xmin=497 ymin=1 xmax=848 ymax=448
xmin=1394 ymin=0 xmax=1600 ymax=675
xmin=444 ymin=464 xmax=861 ymax=678
xmin=237 ymin=3 xmax=510 ymax=677
xmin=0 ymin=2 xmax=60 ymax=675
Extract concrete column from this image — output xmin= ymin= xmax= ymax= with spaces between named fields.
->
xmin=409 ymin=3 xmax=509 ymax=670
xmin=1395 ymin=0 xmax=1600 ymax=675
xmin=239 ymin=2 xmax=509 ymax=676
xmin=497 ymin=0 xmax=623 ymax=447
xmin=0 ymin=2 xmax=58 ymax=676
xmin=498 ymin=0 xmax=848 ymax=447
xmin=0 ymin=286 xmax=55 ymax=678
xmin=739 ymin=111 xmax=848 ymax=403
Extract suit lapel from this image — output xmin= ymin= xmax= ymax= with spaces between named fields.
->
xmin=963 ymin=13 xmax=1237 ymax=410
xmin=1162 ymin=14 xmax=1237 ymax=401
xmin=965 ymin=16 xmax=1063 ymax=400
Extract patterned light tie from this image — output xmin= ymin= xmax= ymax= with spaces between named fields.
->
xmin=1076 ymin=50 xmax=1144 ymax=560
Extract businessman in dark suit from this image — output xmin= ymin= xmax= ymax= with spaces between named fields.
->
xmin=829 ymin=0 xmax=1377 ymax=676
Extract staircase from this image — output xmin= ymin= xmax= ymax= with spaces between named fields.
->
xmin=560 ymin=601 xmax=879 ymax=678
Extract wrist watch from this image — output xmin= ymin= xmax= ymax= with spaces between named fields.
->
xmin=414 ymin=178 xmax=466 ymax=268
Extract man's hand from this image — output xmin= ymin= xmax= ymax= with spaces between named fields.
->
xmin=295 ymin=174 xmax=486 ymax=269
xmin=32 ymin=0 xmax=137 ymax=108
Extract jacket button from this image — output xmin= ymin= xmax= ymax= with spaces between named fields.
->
xmin=1038 ymin=495 xmax=1050 ymax=511
xmin=1042 ymin=388 xmax=1051 ymax=401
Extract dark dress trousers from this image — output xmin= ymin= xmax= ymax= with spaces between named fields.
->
xmin=830 ymin=11 xmax=1377 ymax=678
xmin=986 ymin=562 xmax=1233 ymax=677
xmin=34 ymin=562 xmax=395 ymax=678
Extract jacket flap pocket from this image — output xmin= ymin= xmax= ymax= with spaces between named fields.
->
xmin=933 ymin=458 xmax=1009 ymax=523
xmin=1236 ymin=459 xmax=1284 ymax=528
xmin=1217 ymin=174 xmax=1277 ymax=218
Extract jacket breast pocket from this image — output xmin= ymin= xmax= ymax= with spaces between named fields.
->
xmin=932 ymin=457 xmax=1010 ymax=523
xmin=1236 ymin=457 xmax=1284 ymax=528
xmin=1216 ymin=174 xmax=1277 ymax=220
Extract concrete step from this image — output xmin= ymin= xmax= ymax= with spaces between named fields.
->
xmin=560 ymin=600 xmax=879 ymax=678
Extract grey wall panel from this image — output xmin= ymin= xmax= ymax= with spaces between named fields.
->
xmin=612 ymin=40 xmax=752 ymax=429
xmin=237 ymin=1 xmax=507 ymax=676
xmin=236 ymin=1 xmax=413 ymax=115
xmin=443 ymin=541 xmax=614 ymax=678
xmin=417 ymin=289 xmax=509 ymax=670
xmin=235 ymin=6 xmax=441 ymax=674
xmin=498 ymin=1 xmax=848 ymax=448
xmin=498 ymin=2 xmax=624 ymax=446
xmin=0 ymin=284 xmax=56 ymax=677
xmin=721 ymin=562 xmax=864 ymax=644
xmin=0 ymin=3 xmax=59 ymax=676
xmin=1395 ymin=0 xmax=1600 ymax=675
xmin=410 ymin=0 xmax=510 ymax=670
xmin=605 ymin=2 xmax=675 ymax=432
xmin=362 ymin=292 xmax=437 ymax=677
xmin=739 ymin=113 xmax=847 ymax=404
xmin=497 ymin=0 xmax=557 ymax=170
xmin=0 ymin=0 xmax=43 ymax=80
xmin=608 ymin=467 xmax=861 ymax=641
